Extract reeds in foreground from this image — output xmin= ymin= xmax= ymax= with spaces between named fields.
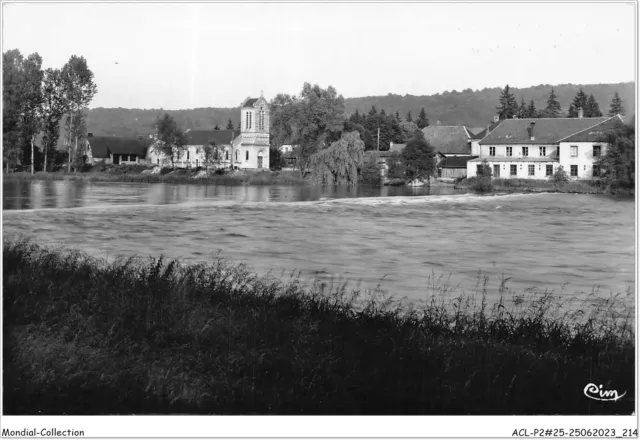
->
xmin=3 ymin=239 xmax=634 ymax=415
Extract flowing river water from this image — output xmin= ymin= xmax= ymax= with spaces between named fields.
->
xmin=3 ymin=179 xmax=635 ymax=314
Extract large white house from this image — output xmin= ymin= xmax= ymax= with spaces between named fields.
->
xmin=467 ymin=114 xmax=623 ymax=180
xmin=147 ymin=94 xmax=271 ymax=170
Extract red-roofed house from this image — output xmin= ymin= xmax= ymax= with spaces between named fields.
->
xmin=467 ymin=115 xmax=624 ymax=179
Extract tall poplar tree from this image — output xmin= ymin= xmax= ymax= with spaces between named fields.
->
xmin=39 ymin=68 xmax=68 ymax=172
xmin=62 ymin=55 xmax=97 ymax=172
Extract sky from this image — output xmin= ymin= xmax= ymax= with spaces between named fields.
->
xmin=2 ymin=2 xmax=636 ymax=110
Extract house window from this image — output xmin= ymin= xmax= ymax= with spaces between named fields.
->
xmin=506 ymin=147 xmax=512 ymax=157
xmin=157 ymin=159 xmax=159 ymax=164
xmin=510 ymin=165 xmax=517 ymax=176
xmin=489 ymin=147 xmax=495 ymax=156
xmin=539 ymin=147 xmax=546 ymax=156
xmin=522 ymin=147 xmax=529 ymax=157
xmin=187 ymin=150 xmax=190 ymax=160
xmin=570 ymin=165 xmax=578 ymax=176
xmin=570 ymin=146 xmax=578 ymax=157
xmin=246 ymin=150 xmax=249 ymax=161
xmin=528 ymin=165 xmax=535 ymax=176
xmin=196 ymin=159 xmax=199 ymax=167
xmin=557 ymin=146 xmax=560 ymax=156
xmin=438 ymin=168 xmax=442 ymax=178
xmin=236 ymin=151 xmax=238 ymax=161
xmin=476 ymin=164 xmax=482 ymax=175
xmin=546 ymin=165 xmax=553 ymax=176
xmin=593 ymin=145 xmax=601 ymax=157
xmin=593 ymin=165 xmax=600 ymax=177
xmin=226 ymin=150 xmax=229 ymax=160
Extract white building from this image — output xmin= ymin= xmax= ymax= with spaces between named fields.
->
xmin=467 ymin=115 xmax=623 ymax=180
xmin=147 ymin=93 xmax=271 ymax=170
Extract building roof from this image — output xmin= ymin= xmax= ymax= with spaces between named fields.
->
xmin=558 ymin=115 xmax=624 ymax=142
xmin=242 ymin=98 xmax=259 ymax=108
xmin=467 ymin=127 xmax=486 ymax=137
xmin=389 ymin=143 xmax=406 ymax=153
xmin=421 ymin=125 xmax=471 ymax=154
xmin=471 ymin=120 xmax=503 ymax=140
xmin=439 ymin=155 xmax=478 ymax=168
xmin=479 ymin=117 xmax=609 ymax=145
xmin=89 ymin=136 xmax=147 ymax=157
xmin=185 ymin=130 xmax=239 ymax=146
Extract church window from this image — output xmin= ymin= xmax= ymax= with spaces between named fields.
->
xmin=236 ymin=150 xmax=238 ymax=161
xmin=246 ymin=150 xmax=249 ymax=161
xmin=245 ymin=112 xmax=249 ymax=130
xmin=258 ymin=108 xmax=265 ymax=130
xmin=249 ymin=112 xmax=252 ymax=129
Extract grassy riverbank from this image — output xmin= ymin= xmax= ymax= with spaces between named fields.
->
xmin=455 ymin=177 xmax=634 ymax=195
xmin=3 ymin=240 xmax=634 ymax=415
xmin=3 ymin=166 xmax=309 ymax=186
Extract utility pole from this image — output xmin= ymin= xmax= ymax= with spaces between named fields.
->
xmin=377 ymin=127 xmax=380 ymax=151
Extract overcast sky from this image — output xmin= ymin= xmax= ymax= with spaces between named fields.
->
xmin=2 ymin=2 xmax=636 ymax=110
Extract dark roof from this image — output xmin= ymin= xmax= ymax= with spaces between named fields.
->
xmin=242 ymin=98 xmax=258 ymax=108
xmin=89 ymin=136 xmax=147 ymax=157
xmin=479 ymin=117 xmax=609 ymax=145
xmin=559 ymin=115 xmax=624 ymax=142
xmin=471 ymin=120 xmax=503 ymax=140
xmin=185 ymin=129 xmax=239 ymax=146
xmin=422 ymin=126 xmax=471 ymax=154
xmin=439 ymin=155 xmax=478 ymax=168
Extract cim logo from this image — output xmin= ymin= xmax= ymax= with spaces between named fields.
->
xmin=583 ymin=383 xmax=627 ymax=402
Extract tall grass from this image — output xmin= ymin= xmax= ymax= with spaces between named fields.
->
xmin=457 ymin=177 xmax=609 ymax=194
xmin=3 ymin=240 xmax=634 ymax=415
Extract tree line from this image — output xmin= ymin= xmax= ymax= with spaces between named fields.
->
xmin=3 ymin=49 xmax=98 ymax=173
xmin=496 ymin=84 xmax=625 ymax=120
xmin=269 ymin=83 xmax=435 ymax=185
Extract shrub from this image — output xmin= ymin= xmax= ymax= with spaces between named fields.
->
xmin=472 ymin=160 xmax=493 ymax=193
xmin=552 ymin=165 xmax=569 ymax=182
xmin=359 ymin=154 xmax=382 ymax=185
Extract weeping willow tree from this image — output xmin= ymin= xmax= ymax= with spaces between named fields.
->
xmin=309 ymin=131 xmax=364 ymax=185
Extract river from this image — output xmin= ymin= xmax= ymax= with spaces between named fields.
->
xmin=2 ymin=179 xmax=635 ymax=314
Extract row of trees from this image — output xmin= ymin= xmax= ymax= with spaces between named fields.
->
xmin=496 ymin=85 xmax=625 ymax=120
xmin=268 ymin=82 xmax=436 ymax=185
xmin=3 ymin=49 xmax=98 ymax=173
xmin=269 ymin=83 xmax=435 ymax=180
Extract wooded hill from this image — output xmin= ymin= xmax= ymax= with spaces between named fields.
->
xmin=83 ymin=82 xmax=634 ymax=140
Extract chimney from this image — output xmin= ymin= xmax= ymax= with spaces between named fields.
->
xmin=493 ymin=115 xmax=499 ymax=123
xmin=87 ymin=132 xmax=93 ymax=138
xmin=529 ymin=121 xmax=536 ymax=141
xmin=578 ymin=107 xmax=584 ymax=118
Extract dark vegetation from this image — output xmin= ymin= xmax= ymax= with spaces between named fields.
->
xmin=5 ymin=165 xmax=308 ymax=186
xmin=4 ymin=240 xmax=634 ymax=415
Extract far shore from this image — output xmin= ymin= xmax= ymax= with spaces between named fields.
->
xmin=3 ymin=167 xmax=633 ymax=196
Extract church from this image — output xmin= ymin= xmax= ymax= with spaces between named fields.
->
xmin=146 ymin=93 xmax=270 ymax=170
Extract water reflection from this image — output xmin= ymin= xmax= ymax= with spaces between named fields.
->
xmin=3 ymin=180 xmax=464 ymax=210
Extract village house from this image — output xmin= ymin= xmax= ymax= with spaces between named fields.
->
xmin=147 ymin=93 xmax=270 ymax=170
xmin=86 ymin=133 xmax=148 ymax=165
xmin=421 ymin=125 xmax=478 ymax=179
xmin=467 ymin=112 xmax=623 ymax=180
